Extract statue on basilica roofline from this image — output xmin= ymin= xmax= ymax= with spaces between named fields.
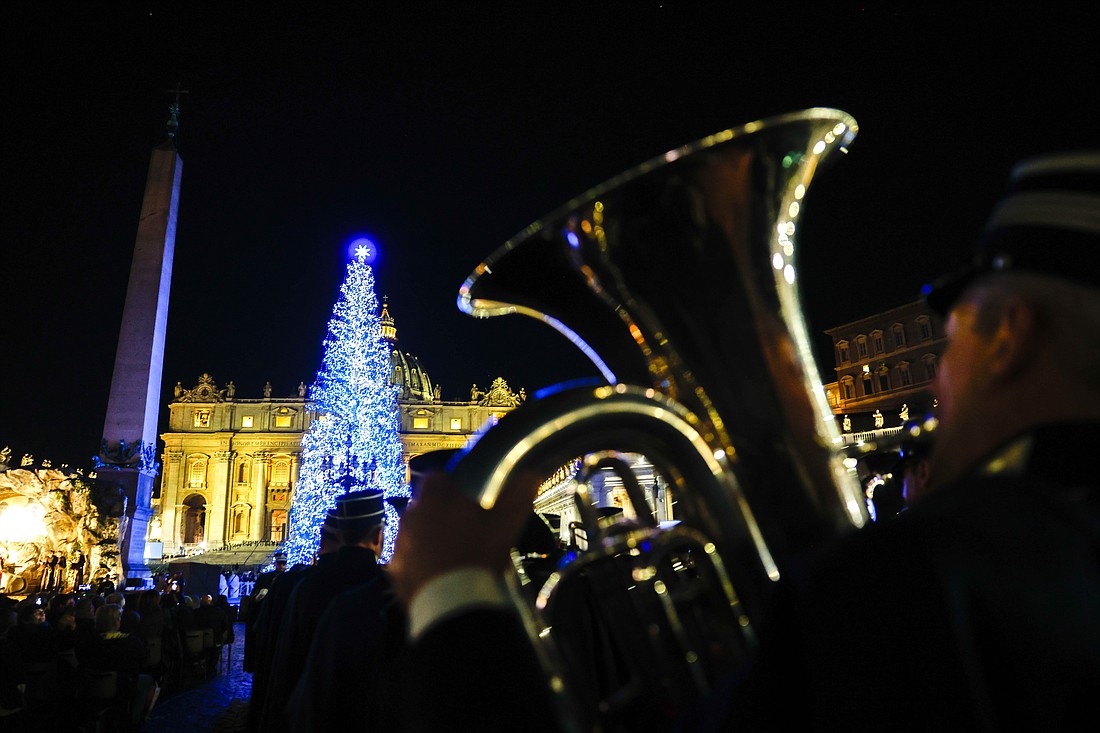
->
xmin=475 ymin=377 xmax=525 ymax=407
xmin=177 ymin=373 xmax=226 ymax=403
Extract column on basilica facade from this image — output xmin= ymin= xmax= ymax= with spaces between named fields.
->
xmin=290 ymin=453 xmax=300 ymax=489
xmin=209 ymin=450 xmax=234 ymax=548
xmin=174 ymin=502 xmax=188 ymax=549
xmin=158 ymin=451 xmax=183 ymax=554
xmin=251 ymin=453 xmax=270 ymax=540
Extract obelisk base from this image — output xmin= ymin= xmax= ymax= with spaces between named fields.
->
xmin=111 ymin=467 xmax=156 ymax=583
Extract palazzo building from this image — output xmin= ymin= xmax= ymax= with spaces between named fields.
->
xmin=153 ymin=301 xmax=526 ymax=557
xmin=822 ymin=299 xmax=946 ymax=444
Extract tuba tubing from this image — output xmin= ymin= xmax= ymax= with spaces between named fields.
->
xmin=451 ymin=108 xmax=866 ymax=731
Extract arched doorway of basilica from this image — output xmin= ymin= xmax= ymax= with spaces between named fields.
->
xmin=181 ymin=494 xmax=207 ymax=546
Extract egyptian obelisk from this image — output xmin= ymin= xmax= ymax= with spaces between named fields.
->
xmin=99 ymin=91 xmax=185 ymax=581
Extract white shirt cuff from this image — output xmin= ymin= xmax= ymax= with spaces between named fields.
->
xmin=407 ymin=567 xmax=510 ymax=640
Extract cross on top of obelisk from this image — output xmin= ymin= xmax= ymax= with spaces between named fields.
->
xmin=165 ymin=83 xmax=189 ymax=140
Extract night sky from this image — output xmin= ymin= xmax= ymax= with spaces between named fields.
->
xmin=2 ymin=4 xmax=1095 ymax=469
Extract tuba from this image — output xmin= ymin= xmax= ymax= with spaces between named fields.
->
xmin=452 ymin=108 xmax=866 ymax=732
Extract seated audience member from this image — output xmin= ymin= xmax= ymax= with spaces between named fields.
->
xmin=195 ymin=593 xmax=230 ymax=674
xmin=45 ymin=593 xmax=74 ymax=628
xmin=390 ymin=151 xmax=1100 ymax=732
xmin=194 ymin=594 xmax=229 ymax=645
xmin=78 ymin=604 xmax=149 ymax=674
xmin=9 ymin=601 xmax=58 ymax=664
xmin=0 ymin=605 xmax=22 ymax=713
xmin=213 ymin=595 xmax=236 ymax=632
xmin=106 ymin=592 xmax=137 ymax=628
xmin=174 ymin=594 xmax=198 ymax=637
xmin=135 ymin=589 xmax=165 ymax=644
xmin=80 ymin=603 xmax=157 ymax=731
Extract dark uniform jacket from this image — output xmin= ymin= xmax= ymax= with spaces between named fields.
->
xmin=260 ymin=545 xmax=387 ymax=733
xmin=285 ymin=569 xmax=407 ymax=732
xmin=246 ymin=563 xmax=312 ymax=733
xmin=718 ymin=420 xmax=1100 ymax=731
xmin=242 ymin=566 xmax=284 ymax=672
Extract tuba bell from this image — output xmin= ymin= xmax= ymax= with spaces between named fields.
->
xmin=451 ymin=108 xmax=866 ymax=732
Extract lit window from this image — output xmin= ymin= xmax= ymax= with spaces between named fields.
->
xmin=892 ymin=324 xmax=906 ymax=349
xmin=242 ymin=415 xmax=254 ymax=428
xmin=413 ymin=417 xmax=429 ymax=430
xmin=270 ymin=510 xmax=288 ymax=543
xmin=450 ymin=418 xmax=462 ymax=430
xmin=193 ymin=410 xmax=211 ymax=428
xmin=923 ymin=355 xmax=937 ymax=380
xmin=274 ymin=415 xmax=291 ymax=428
xmin=916 ymin=316 xmax=932 ymax=341
xmin=232 ymin=508 xmax=248 ymax=535
xmin=872 ymin=331 xmax=884 ymax=354
xmin=188 ymin=458 xmax=207 ymax=488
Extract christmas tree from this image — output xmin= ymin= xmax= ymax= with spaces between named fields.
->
xmin=282 ymin=240 xmax=408 ymax=564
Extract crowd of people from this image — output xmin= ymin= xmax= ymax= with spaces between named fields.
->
xmin=0 ymin=582 xmax=236 ymax=732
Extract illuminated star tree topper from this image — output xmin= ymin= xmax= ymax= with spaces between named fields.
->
xmin=282 ymin=239 xmax=408 ymax=564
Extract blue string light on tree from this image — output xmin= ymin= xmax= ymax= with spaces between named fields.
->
xmin=282 ymin=237 xmax=408 ymax=565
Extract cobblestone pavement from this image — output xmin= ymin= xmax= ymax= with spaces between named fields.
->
xmin=144 ymin=623 xmax=250 ymax=733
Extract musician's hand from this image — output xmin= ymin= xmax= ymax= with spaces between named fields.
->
xmin=390 ymin=469 xmax=539 ymax=607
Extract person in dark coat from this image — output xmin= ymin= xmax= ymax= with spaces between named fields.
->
xmin=9 ymin=602 xmax=59 ymax=664
xmin=284 ymin=564 xmax=407 ymax=732
xmin=194 ymin=595 xmax=228 ymax=645
xmin=245 ymin=527 xmax=333 ymax=733
xmin=715 ymin=151 xmax=1100 ymax=731
xmin=213 ymin=595 xmax=236 ymax=634
xmin=282 ymin=455 xmax=455 ymax=733
xmin=242 ymin=551 xmax=287 ymax=672
xmin=0 ymin=605 xmax=22 ymax=713
xmin=78 ymin=603 xmax=156 ymax=732
xmin=77 ymin=604 xmax=148 ymax=675
xmin=260 ymin=489 xmax=391 ymax=733
xmin=134 ymin=589 xmax=165 ymax=644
